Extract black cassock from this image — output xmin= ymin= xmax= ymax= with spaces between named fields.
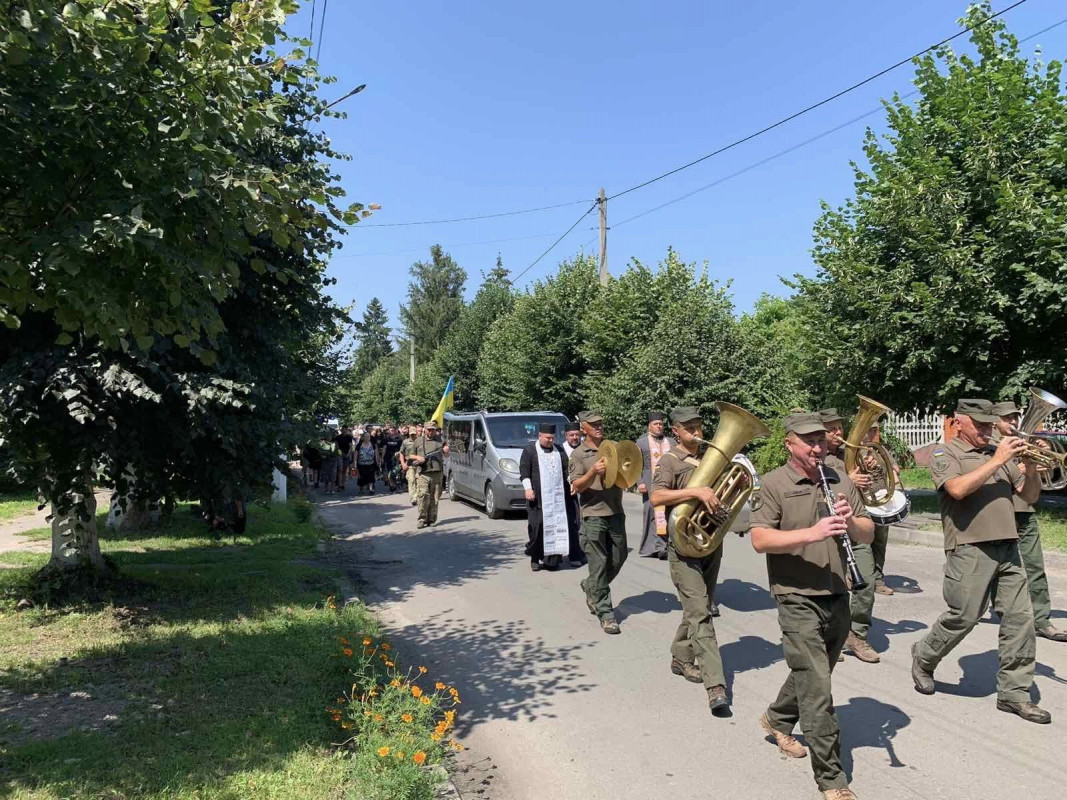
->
xmin=518 ymin=442 xmax=583 ymax=563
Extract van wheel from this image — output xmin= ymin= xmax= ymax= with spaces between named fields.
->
xmin=484 ymin=483 xmax=503 ymax=519
xmin=447 ymin=472 xmax=458 ymax=501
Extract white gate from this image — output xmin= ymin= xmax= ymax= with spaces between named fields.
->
xmin=885 ymin=412 xmax=944 ymax=451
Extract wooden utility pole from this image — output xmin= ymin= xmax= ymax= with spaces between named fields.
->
xmin=409 ymin=337 xmax=415 ymax=383
xmin=598 ymin=187 xmax=608 ymax=285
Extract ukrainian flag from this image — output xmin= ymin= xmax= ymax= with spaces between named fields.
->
xmin=431 ymin=375 xmax=455 ymax=428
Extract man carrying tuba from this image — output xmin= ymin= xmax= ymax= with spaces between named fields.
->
xmin=649 ymin=406 xmax=730 ymax=717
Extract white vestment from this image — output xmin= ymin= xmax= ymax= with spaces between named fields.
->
xmin=537 ymin=446 xmax=570 ymax=557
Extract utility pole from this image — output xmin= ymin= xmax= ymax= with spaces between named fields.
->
xmin=409 ymin=337 xmax=415 ymax=383
xmin=598 ymin=187 xmax=608 ymax=285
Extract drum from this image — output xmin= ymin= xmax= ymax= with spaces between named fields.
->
xmin=867 ymin=489 xmax=910 ymax=525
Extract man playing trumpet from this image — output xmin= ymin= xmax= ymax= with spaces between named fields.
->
xmin=649 ymin=406 xmax=730 ymax=716
xmin=991 ymin=401 xmax=1067 ymax=643
xmin=911 ymin=400 xmax=1051 ymax=724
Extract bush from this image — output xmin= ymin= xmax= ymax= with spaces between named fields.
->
xmin=292 ymin=497 xmax=312 ymax=523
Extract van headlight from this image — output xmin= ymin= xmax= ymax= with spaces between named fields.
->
xmin=498 ymin=458 xmax=519 ymax=475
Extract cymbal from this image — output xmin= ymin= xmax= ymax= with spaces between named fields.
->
xmin=614 ymin=440 xmax=643 ymax=489
xmin=596 ymin=440 xmax=618 ymax=488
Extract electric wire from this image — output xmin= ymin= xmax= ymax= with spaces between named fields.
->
xmin=509 ymin=204 xmax=598 ymax=284
xmin=605 ymin=0 xmax=1031 ymax=202
xmin=315 ymin=0 xmax=329 ymax=64
xmin=334 ymin=231 xmax=562 ymax=259
xmin=351 ymin=200 xmax=590 ymax=228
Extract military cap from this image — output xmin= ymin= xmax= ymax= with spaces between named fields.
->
xmin=817 ymin=408 xmax=844 ymax=424
xmin=784 ymin=412 xmax=827 ymax=436
xmin=991 ymin=401 xmax=1022 ymax=418
xmin=954 ymin=399 xmax=997 ymax=424
xmin=578 ymin=411 xmax=604 ymax=424
xmin=424 ymin=419 xmax=439 ymax=429
xmin=670 ymin=406 xmax=702 ymax=425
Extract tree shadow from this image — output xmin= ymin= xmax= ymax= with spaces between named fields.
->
xmin=883 ymin=574 xmax=923 ymax=594
xmin=715 ymin=578 xmax=777 ymax=612
xmin=380 ymin=610 xmax=599 ymax=735
xmin=614 ymin=590 xmax=681 ymax=622
xmin=720 ymin=635 xmax=784 ymax=693
xmin=865 ymin=618 xmax=927 ymax=653
xmin=836 ymin=696 xmax=911 ymax=776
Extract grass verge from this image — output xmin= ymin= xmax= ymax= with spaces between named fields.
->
xmin=899 ymin=468 xmax=933 ymax=490
xmin=0 ymin=490 xmax=40 ymax=522
xmin=0 ymin=501 xmax=450 ymax=799
xmin=908 ymin=492 xmax=1067 ymax=552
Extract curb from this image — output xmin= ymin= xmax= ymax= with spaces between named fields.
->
xmin=887 ymin=524 xmax=943 ymax=549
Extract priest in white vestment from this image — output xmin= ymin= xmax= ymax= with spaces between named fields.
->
xmin=520 ymin=423 xmax=582 ymax=571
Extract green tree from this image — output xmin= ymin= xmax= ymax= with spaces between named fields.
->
xmin=399 ymin=245 xmax=467 ymax=362
xmin=796 ymin=3 xmax=1067 ymax=412
xmin=354 ymin=355 xmax=412 ymax=423
xmin=736 ymin=293 xmax=813 ymax=413
xmin=477 ymin=255 xmax=599 ymax=418
xmin=351 ymin=297 xmax=393 ymax=381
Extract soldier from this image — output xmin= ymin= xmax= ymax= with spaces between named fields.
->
xmin=399 ymin=424 xmax=420 ymax=506
xmin=649 ymin=406 xmax=730 ymax=716
xmin=750 ymin=411 xmax=874 ymax=800
xmin=991 ymin=400 xmax=1067 ymax=642
xmin=569 ymin=411 xmax=628 ymax=635
xmin=410 ymin=420 xmax=449 ymax=529
xmin=911 ymin=399 xmax=1051 ymax=724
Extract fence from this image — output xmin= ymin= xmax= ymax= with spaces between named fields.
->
xmin=885 ymin=412 xmax=944 ymax=451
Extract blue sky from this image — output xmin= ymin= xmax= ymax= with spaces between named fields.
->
xmin=289 ymin=0 xmax=1067 ymax=332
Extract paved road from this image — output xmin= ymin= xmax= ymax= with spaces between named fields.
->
xmin=317 ymin=490 xmax=1067 ymax=800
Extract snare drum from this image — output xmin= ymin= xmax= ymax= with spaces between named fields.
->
xmin=867 ymin=489 xmax=910 ymax=525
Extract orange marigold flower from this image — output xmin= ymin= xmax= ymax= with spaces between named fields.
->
xmin=341 ymin=722 xmax=353 ymax=730
xmin=362 ymin=637 xmax=372 ymax=646
xmin=402 ymin=714 xmax=413 ymax=723
xmin=389 ymin=679 xmax=401 ymax=688
xmin=368 ymin=689 xmax=378 ymax=697
xmin=364 ymin=711 xmax=372 ymax=717
xmin=431 ymin=732 xmax=442 ymax=742
xmin=377 ymin=746 xmax=390 ymax=757
xmin=381 ymin=644 xmax=391 ymax=651
xmin=374 ymin=714 xmax=383 ymax=722
xmin=340 ymin=637 xmax=350 ymax=645
xmin=411 ymin=686 xmax=423 ymax=698
xmin=452 ymin=742 xmax=464 ymax=751
xmin=394 ymin=750 xmax=405 ymax=759
xmin=418 ymin=666 xmax=427 ymax=674
xmin=385 ymin=660 xmax=394 ymax=667
xmin=435 ymin=682 xmax=446 ymax=690
xmin=412 ymin=751 xmax=427 ymax=765
xmin=342 ymin=647 xmax=353 ymax=657
xmin=420 ymin=696 xmax=431 ymax=706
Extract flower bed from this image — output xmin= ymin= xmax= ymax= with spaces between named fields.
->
xmin=329 ymin=627 xmax=462 ymax=799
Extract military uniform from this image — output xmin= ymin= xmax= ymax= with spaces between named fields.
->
xmin=912 ymin=400 xmax=1043 ymax=717
xmin=652 ymin=428 xmax=727 ymax=698
xmin=752 ymin=413 xmax=870 ymax=796
xmin=413 ymin=428 xmax=446 ymax=527
xmin=400 ymin=436 xmax=419 ymax=506
xmin=569 ymin=412 xmax=627 ymax=627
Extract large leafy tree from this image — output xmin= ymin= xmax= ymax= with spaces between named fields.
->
xmin=796 ymin=3 xmax=1067 ymax=412
xmin=0 ymin=1 xmax=357 ymax=577
xmin=398 ymin=245 xmax=467 ymax=362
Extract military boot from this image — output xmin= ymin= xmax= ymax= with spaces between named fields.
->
xmin=821 ymin=788 xmax=858 ymax=799
xmin=996 ymin=700 xmax=1052 ymax=724
xmin=759 ymin=713 xmax=807 ymax=758
xmin=844 ymin=632 xmax=880 ymax=663
xmin=1037 ymin=624 xmax=1067 ymax=643
xmin=707 ymin=684 xmax=729 ymax=717
xmin=670 ymin=657 xmax=702 ymax=683
xmin=911 ymin=642 xmax=935 ymax=695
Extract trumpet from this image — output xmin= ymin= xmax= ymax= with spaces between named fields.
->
xmin=1007 ymin=431 xmax=1067 ymax=471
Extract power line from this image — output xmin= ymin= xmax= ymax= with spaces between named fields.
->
xmin=308 ymin=0 xmax=317 ymax=43
xmin=315 ymin=0 xmax=329 ymax=63
xmin=510 ymin=204 xmax=598 ymax=284
xmin=608 ymin=13 xmax=1067 ymax=230
xmin=332 ymin=231 xmax=562 ymax=259
xmin=606 ymin=0 xmax=1031 ymax=202
xmin=350 ymin=199 xmax=590 ymax=228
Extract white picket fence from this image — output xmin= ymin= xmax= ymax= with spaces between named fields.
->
xmin=885 ymin=412 xmax=944 ymax=451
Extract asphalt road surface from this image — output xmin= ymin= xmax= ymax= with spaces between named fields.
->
xmin=317 ymin=490 xmax=1067 ymax=800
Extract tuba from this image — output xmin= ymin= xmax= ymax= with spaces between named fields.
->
xmin=668 ymin=402 xmax=770 ymax=559
xmin=1011 ymin=388 xmax=1067 ymax=474
xmin=842 ymin=395 xmax=896 ymax=507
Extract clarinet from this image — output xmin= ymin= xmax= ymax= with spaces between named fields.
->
xmin=816 ymin=461 xmax=868 ymax=591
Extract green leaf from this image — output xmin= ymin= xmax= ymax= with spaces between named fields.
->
xmin=54 ymin=332 xmax=74 ymax=345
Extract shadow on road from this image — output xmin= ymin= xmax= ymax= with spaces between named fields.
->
xmin=716 ymin=578 xmax=777 ymax=612
xmin=866 ymin=618 xmax=927 ymax=653
xmin=615 ymin=590 xmax=681 ymax=621
xmin=386 ymin=610 xmax=599 ymax=736
xmin=883 ymin=574 xmax=923 ymax=594
xmin=837 ymin=696 xmax=911 ymax=775
xmin=721 ymin=635 xmax=783 ymax=692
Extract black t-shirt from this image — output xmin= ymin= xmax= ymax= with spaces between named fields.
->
xmin=334 ymin=433 xmax=354 ymax=455
xmin=383 ymin=434 xmax=403 ymax=458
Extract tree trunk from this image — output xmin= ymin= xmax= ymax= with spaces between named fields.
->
xmin=46 ymin=474 xmax=107 ymax=573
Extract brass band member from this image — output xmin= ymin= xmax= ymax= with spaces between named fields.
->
xmin=751 ymin=412 xmax=874 ymax=800
xmin=649 ymin=406 xmax=730 ymax=716
xmin=991 ymin=401 xmax=1067 ymax=642
xmin=911 ymin=400 xmax=1051 ymax=724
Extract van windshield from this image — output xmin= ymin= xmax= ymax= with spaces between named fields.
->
xmin=485 ymin=416 xmax=565 ymax=448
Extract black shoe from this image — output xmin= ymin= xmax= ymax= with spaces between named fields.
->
xmin=569 ymin=558 xmax=583 ymax=568
xmin=997 ymin=699 xmax=1052 ymax=724
xmin=911 ymin=642 xmax=935 ymax=695
xmin=530 ymin=560 xmax=542 ymax=572
xmin=657 ymin=550 xmax=668 ymax=561
xmin=707 ymin=685 xmax=730 ymax=717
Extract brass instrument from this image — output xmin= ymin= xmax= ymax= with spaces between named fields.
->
xmin=596 ymin=440 xmax=643 ymax=489
xmin=841 ymin=395 xmax=896 ymax=508
xmin=668 ymin=402 xmax=770 ymax=559
xmin=1010 ymin=388 xmax=1067 ymax=472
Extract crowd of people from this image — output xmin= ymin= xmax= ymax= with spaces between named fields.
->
xmin=301 ymin=422 xmax=416 ymax=496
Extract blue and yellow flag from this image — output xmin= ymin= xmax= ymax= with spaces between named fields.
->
xmin=431 ymin=375 xmax=455 ymax=428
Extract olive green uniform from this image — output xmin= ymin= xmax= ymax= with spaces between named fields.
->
xmin=400 ymin=438 xmax=419 ymax=505
xmin=849 ymin=459 xmax=892 ymax=639
xmin=412 ymin=435 xmax=445 ymax=525
xmin=913 ymin=438 xmax=1036 ymax=703
xmin=652 ymin=444 xmax=725 ymax=689
xmin=569 ymin=441 xmax=627 ymax=621
xmin=752 ymin=462 xmax=869 ymax=794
